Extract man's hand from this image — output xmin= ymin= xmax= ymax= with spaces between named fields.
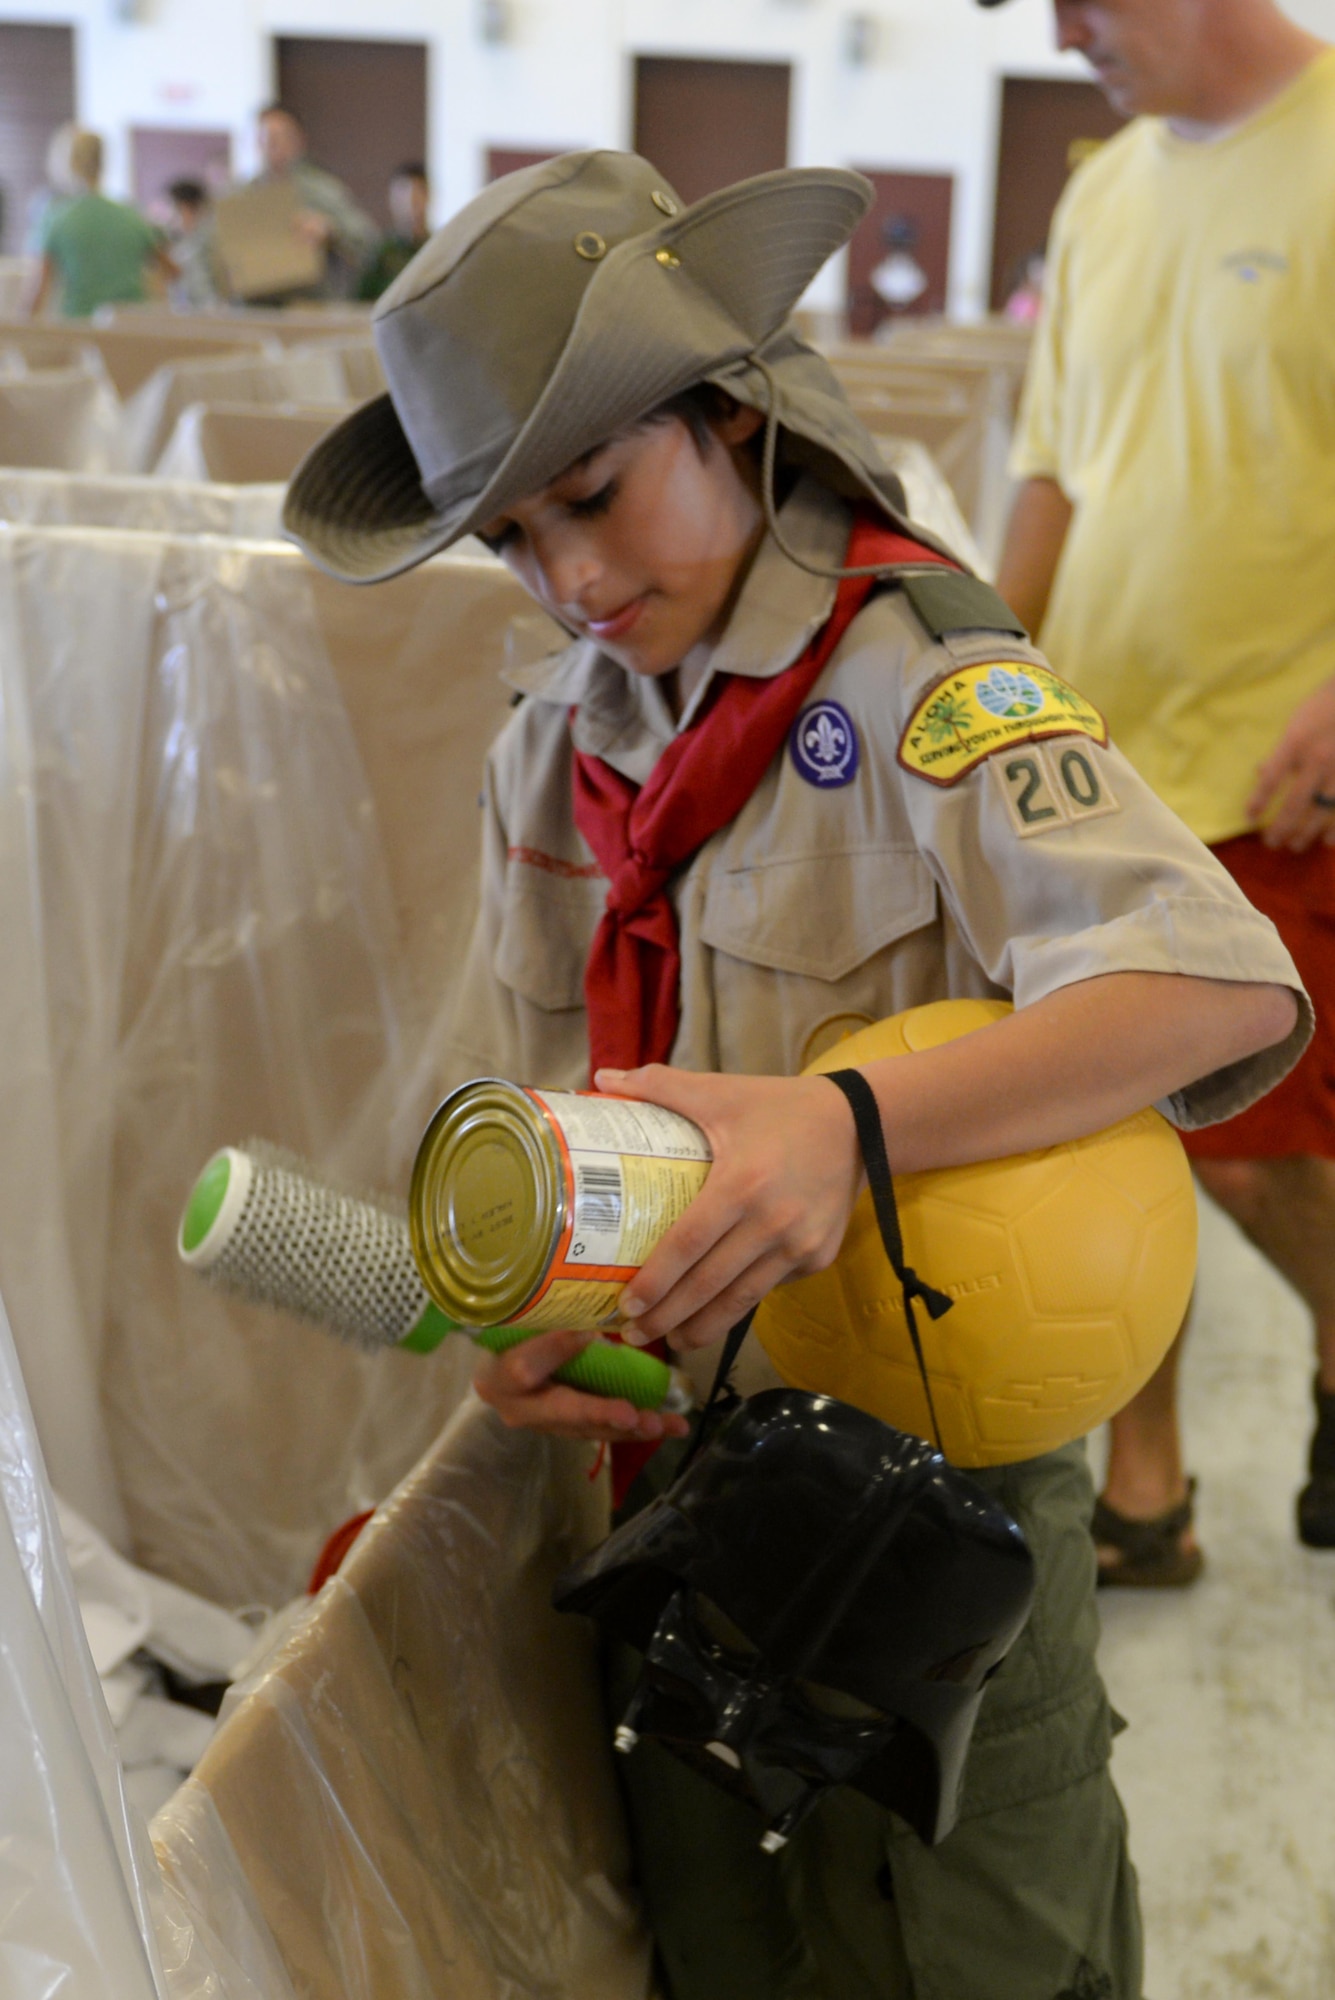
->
xmin=473 ymin=1326 xmax=691 ymax=1444
xmin=598 ymin=1065 xmax=862 ymax=1353
xmin=293 ymin=209 xmax=333 ymax=248
xmin=1248 ymin=676 xmax=1335 ymax=850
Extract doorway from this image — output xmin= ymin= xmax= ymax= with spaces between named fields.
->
xmin=131 ymin=129 xmax=232 ymax=223
xmin=0 ymin=23 xmax=76 ymax=256
xmin=486 ymin=148 xmax=558 ymax=183
xmin=632 ymin=57 xmax=790 ymax=207
xmin=273 ymin=37 xmax=428 ymax=232
xmin=846 ymin=170 xmax=954 ymax=338
xmin=989 ymin=76 xmax=1124 ymax=311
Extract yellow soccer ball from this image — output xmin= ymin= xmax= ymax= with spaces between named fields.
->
xmin=753 ymin=998 xmax=1197 ymax=1467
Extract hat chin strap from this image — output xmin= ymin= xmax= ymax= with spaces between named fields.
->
xmin=752 ymin=353 xmax=936 ymax=583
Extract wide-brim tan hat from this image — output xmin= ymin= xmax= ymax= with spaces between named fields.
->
xmin=285 ymin=150 xmax=907 ymax=585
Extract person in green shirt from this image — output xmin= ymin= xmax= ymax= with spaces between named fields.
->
xmin=357 ymin=162 xmax=431 ymax=301
xmin=27 ymin=128 xmax=176 ymax=320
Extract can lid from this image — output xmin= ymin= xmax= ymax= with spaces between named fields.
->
xmin=410 ymin=1082 xmax=561 ymax=1325
xmin=179 ymin=1147 xmax=253 ymax=1267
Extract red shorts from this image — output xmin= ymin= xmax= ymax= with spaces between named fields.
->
xmin=1182 ymin=833 xmax=1335 ymax=1161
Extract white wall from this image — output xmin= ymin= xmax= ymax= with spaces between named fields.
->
xmin=4 ymin=0 xmax=1335 ymax=315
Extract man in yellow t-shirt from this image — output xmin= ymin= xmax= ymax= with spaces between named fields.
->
xmin=995 ymin=0 xmax=1335 ymax=1570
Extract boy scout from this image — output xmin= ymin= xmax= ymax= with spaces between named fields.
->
xmin=286 ymin=152 xmax=1306 ymax=2000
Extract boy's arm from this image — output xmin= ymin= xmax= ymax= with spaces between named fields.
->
xmin=475 ymin=967 xmax=1294 ymax=1434
xmin=605 ymin=968 xmax=1295 ymax=1352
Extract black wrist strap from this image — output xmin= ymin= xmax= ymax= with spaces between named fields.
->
xmin=682 ymin=1066 xmax=954 ymax=1471
xmin=676 ymin=1306 xmax=755 ymax=1478
xmin=824 ymin=1067 xmax=953 ymax=1453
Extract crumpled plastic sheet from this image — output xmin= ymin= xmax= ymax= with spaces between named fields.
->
xmin=56 ymin=1495 xmax=260 ymax=1822
xmin=0 ymin=467 xmax=286 ymax=538
xmin=5 ymin=1262 xmax=649 ymax=1999
xmin=0 ymin=522 xmax=534 ymax=1604
xmin=152 ymin=1396 xmax=652 ymax=2000
xmin=0 ymin=1284 xmax=166 ymax=2000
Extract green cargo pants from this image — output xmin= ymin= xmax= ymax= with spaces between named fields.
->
xmin=606 ymin=1439 xmax=1141 ymax=2000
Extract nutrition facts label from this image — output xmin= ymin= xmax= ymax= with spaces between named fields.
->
xmin=533 ymin=1091 xmax=712 ymax=1161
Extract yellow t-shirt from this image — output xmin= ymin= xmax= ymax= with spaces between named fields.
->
xmin=1013 ymin=50 xmax=1335 ymax=844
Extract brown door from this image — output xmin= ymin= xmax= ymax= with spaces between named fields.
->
xmin=989 ymin=76 xmax=1125 ymax=310
xmin=846 ymin=170 xmax=954 ymax=337
xmin=633 ymin=57 xmax=790 ymax=207
xmin=0 ymin=23 xmax=76 ymax=256
xmin=131 ymin=128 xmax=233 ymax=220
xmin=486 ymin=148 xmax=558 ymax=183
xmin=273 ymin=37 xmax=428 ymax=231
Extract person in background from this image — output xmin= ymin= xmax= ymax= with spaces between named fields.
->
xmin=994 ymin=0 xmax=1335 ymax=1577
xmin=1001 ymin=249 xmax=1045 ymax=326
xmin=252 ymin=104 xmax=378 ymax=301
xmin=357 ymin=162 xmax=431 ymax=300
xmin=164 ymin=178 xmax=223 ymax=310
xmin=22 ymin=122 xmax=80 ymax=256
xmin=25 ymin=128 xmax=176 ymax=320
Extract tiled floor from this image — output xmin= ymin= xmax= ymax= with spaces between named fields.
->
xmin=1094 ymin=1192 xmax=1335 ymax=1999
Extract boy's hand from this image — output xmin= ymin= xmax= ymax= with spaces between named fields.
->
xmin=595 ymin=1064 xmax=862 ymax=1352
xmin=473 ymin=1326 xmax=691 ymax=1443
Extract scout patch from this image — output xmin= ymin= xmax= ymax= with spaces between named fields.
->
xmin=790 ymin=700 xmax=860 ymax=787
xmin=990 ymin=740 xmax=1120 ymax=837
xmin=897 ymin=661 xmax=1107 ymax=788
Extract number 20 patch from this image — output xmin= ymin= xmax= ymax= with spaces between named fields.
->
xmin=991 ymin=740 xmax=1120 ymax=838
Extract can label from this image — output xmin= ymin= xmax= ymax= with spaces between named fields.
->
xmin=517 ymin=1091 xmax=711 ymax=1329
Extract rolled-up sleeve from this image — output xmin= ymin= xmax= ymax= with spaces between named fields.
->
xmin=894 ymin=655 xmax=1312 ymax=1129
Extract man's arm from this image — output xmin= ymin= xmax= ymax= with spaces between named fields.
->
xmin=296 ymin=172 xmax=379 ymax=267
xmin=24 ymin=254 xmax=55 ymax=318
xmin=995 ymin=476 xmax=1073 ymax=638
xmin=151 ymin=242 xmax=180 ymax=287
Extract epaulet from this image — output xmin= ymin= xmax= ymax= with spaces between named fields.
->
xmin=893 ymin=569 xmax=1029 ymax=645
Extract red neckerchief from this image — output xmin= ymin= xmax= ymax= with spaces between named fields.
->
xmin=569 ymin=508 xmax=957 ymax=1506
xmin=572 ymin=510 xmax=955 ymax=1077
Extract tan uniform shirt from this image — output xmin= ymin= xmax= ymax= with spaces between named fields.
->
xmin=443 ymin=477 xmax=1311 ymax=1128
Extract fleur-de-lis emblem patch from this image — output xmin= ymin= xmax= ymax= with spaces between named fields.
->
xmin=790 ymin=700 xmax=860 ymax=788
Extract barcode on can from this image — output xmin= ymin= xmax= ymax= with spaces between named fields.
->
xmin=568 ymin=1159 xmax=626 ymax=1265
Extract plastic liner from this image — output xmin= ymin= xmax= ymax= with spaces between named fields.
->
xmin=0 ymin=361 xmax=127 ymax=472
xmin=0 ymin=1286 xmax=166 ymax=2000
xmin=153 ymin=405 xmax=355 ymax=486
xmin=152 ymin=1398 xmax=652 ymax=2000
xmin=3 ymin=1269 xmax=650 ymax=1999
xmin=0 ymin=523 xmax=537 ymax=1604
xmin=122 ymin=346 xmax=354 ymax=473
xmin=0 ymin=468 xmax=286 ymax=537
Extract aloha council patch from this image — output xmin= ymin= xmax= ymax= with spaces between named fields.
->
xmin=898 ymin=661 xmax=1108 ymax=788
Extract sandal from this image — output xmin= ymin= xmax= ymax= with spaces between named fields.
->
xmin=1092 ymin=1477 xmax=1204 ymax=1589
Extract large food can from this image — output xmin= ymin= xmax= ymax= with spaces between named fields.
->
xmin=409 ymin=1080 xmax=712 ymax=1331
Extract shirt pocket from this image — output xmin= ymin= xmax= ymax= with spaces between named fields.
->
xmin=493 ymin=869 xmax=606 ymax=1011
xmin=699 ymin=844 xmax=937 ymax=982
